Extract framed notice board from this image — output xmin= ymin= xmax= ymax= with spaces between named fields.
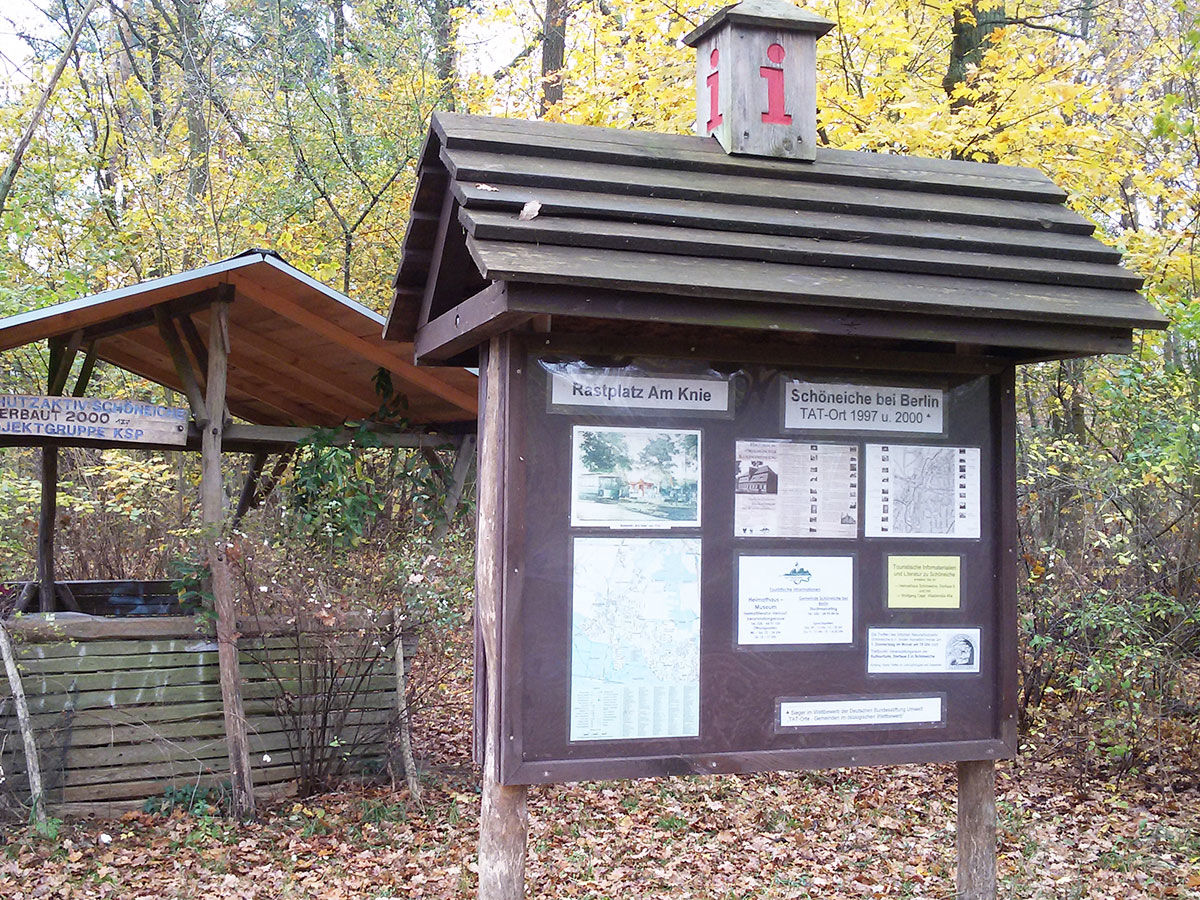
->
xmin=483 ymin=338 xmax=1017 ymax=785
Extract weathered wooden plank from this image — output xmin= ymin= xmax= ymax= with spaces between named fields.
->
xmin=432 ymin=112 xmax=1065 ymax=199
xmin=452 ymin=181 xmax=1120 ymax=265
xmin=18 ymin=675 xmax=397 ymax=715
xmin=16 ymin=693 xmax=397 ymax=733
xmin=10 ymin=614 xmax=413 ymax=645
xmin=464 ymin=211 xmax=1143 ymax=291
xmin=17 ymin=641 xmax=413 ymax=673
xmin=53 ymin=779 xmax=299 ymax=819
xmin=13 ymin=707 xmax=394 ymax=752
xmin=414 ymin=283 xmax=532 ymax=364
xmin=442 ymin=148 xmax=1094 ymax=235
xmin=55 ymin=763 xmax=307 ymax=804
xmin=5 ymin=726 xmax=388 ymax=778
xmin=468 ymin=240 xmax=1166 ymax=331
xmin=18 ymin=658 xmax=392 ymax=695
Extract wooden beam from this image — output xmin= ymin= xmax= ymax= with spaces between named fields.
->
xmin=37 ymin=444 xmax=56 ymax=613
xmin=433 ymin=435 xmax=475 ymax=545
xmin=178 ymin=314 xmax=209 ymax=376
xmin=415 ymin=282 xmax=530 ymax=365
xmin=0 ymin=424 xmax=459 ymax=454
xmin=201 ymin=298 xmax=256 ymax=821
xmin=476 ymin=335 xmax=528 ymax=899
xmin=233 ymin=278 xmax=478 ymax=416
xmin=100 ymin=334 xmax=290 ymax=427
xmin=155 ymin=308 xmax=209 ymax=426
xmin=47 ymin=330 xmax=83 ymax=395
xmin=71 ymin=341 xmax=98 ymax=396
xmin=232 ymin=452 xmax=268 ymax=526
xmin=78 ymin=286 xmax=225 ymax=344
xmin=418 ymin=189 xmax=459 ymax=330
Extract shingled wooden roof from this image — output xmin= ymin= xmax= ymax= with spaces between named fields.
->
xmin=387 ymin=112 xmax=1165 ymax=363
xmin=1 ymin=251 xmax=478 ymax=426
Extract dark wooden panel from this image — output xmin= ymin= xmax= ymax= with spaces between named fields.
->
xmin=464 ymin=211 xmax=1143 ymax=291
xmin=498 ymin=343 xmax=1016 ymax=783
xmin=433 ymin=112 xmax=1064 ymax=199
xmin=452 ymin=182 xmax=1121 ymax=265
xmin=469 ymin=240 xmax=1163 ymax=331
xmin=442 ymin=148 xmax=1094 ymax=235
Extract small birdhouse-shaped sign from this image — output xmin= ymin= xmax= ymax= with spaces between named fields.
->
xmin=684 ymin=0 xmax=833 ymax=161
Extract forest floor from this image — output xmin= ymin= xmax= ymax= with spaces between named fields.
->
xmin=2 ymin=645 xmax=1198 ymax=899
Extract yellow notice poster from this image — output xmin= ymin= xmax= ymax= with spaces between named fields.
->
xmin=887 ymin=556 xmax=961 ymax=609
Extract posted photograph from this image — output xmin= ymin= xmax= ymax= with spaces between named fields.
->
xmin=571 ymin=426 xmax=702 ymax=528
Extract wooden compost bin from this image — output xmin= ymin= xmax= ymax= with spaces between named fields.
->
xmin=1 ymin=613 xmax=405 ymax=817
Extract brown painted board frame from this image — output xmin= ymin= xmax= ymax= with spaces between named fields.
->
xmin=482 ymin=334 xmax=1018 ymax=785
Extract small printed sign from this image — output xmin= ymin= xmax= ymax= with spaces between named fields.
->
xmin=0 ymin=394 xmax=189 ymax=445
xmin=737 ymin=555 xmax=854 ymax=646
xmin=784 ymin=380 xmax=945 ymax=433
xmin=550 ymin=369 xmax=730 ymax=414
xmin=779 ymin=696 xmax=943 ymax=729
xmin=868 ymin=628 xmax=981 ymax=674
xmin=887 ymin=556 xmax=962 ymax=609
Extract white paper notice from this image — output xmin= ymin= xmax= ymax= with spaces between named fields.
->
xmin=737 ymin=555 xmax=854 ymax=646
xmin=868 ymin=628 xmax=981 ymax=674
xmin=865 ymin=445 xmax=981 ymax=539
xmin=550 ymin=368 xmax=730 ymax=413
xmin=784 ymin=381 xmax=945 ymax=433
xmin=734 ymin=441 xmax=858 ymax=538
xmin=570 ymin=537 xmax=701 ymax=741
xmin=779 ymin=696 xmax=943 ymax=728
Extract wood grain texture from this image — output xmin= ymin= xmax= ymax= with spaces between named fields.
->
xmin=475 ymin=336 xmax=529 ymax=900
xmin=957 ymin=759 xmax=998 ymax=899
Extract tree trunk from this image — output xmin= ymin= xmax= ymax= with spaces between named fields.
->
xmin=0 ymin=0 xmax=100 ymax=213
xmin=539 ymin=0 xmax=568 ymax=116
xmin=172 ymin=0 xmax=211 ymax=207
xmin=943 ymin=2 xmax=1006 ymax=102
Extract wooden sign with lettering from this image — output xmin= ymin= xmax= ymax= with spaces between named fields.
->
xmin=0 ymin=395 xmax=189 ymax=445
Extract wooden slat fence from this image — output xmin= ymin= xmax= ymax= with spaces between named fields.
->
xmin=0 ymin=615 xmax=407 ymax=818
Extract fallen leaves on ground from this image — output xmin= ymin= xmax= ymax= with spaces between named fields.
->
xmin=2 ymin=661 xmax=1197 ymax=898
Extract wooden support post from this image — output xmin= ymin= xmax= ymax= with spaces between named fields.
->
xmin=232 ymin=452 xmax=269 ymax=526
xmin=476 ymin=337 xmax=527 ymax=900
xmin=432 ymin=435 xmax=476 ymax=545
xmin=155 ymin=307 xmax=210 ymax=427
xmin=37 ymin=446 xmax=57 ymax=613
xmin=957 ymin=759 xmax=997 ymax=900
xmin=37 ymin=333 xmax=82 ymax=614
xmin=0 ymin=621 xmax=45 ymax=825
xmin=200 ymin=293 xmax=256 ymax=821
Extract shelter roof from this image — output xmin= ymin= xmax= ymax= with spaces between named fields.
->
xmin=387 ymin=113 xmax=1165 ymax=363
xmin=0 ymin=251 xmax=477 ymax=426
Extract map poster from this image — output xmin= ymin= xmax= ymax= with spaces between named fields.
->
xmin=887 ymin=555 xmax=962 ymax=609
xmin=864 ymin=445 xmax=981 ymax=539
xmin=736 ymin=555 xmax=854 ymax=646
xmin=570 ymin=537 xmax=702 ymax=742
xmin=778 ymin=696 xmax=944 ymax=729
xmin=867 ymin=628 xmax=982 ymax=674
xmin=571 ymin=426 xmax=702 ymax=529
xmin=734 ymin=440 xmax=858 ymax=538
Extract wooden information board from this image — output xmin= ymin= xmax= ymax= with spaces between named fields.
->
xmin=0 ymin=395 xmax=189 ymax=445
xmin=484 ymin=343 xmax=1016 ymax=784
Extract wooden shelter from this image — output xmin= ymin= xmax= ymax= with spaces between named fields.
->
xmin=0 ymin=250 xmax=478 ymax=818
